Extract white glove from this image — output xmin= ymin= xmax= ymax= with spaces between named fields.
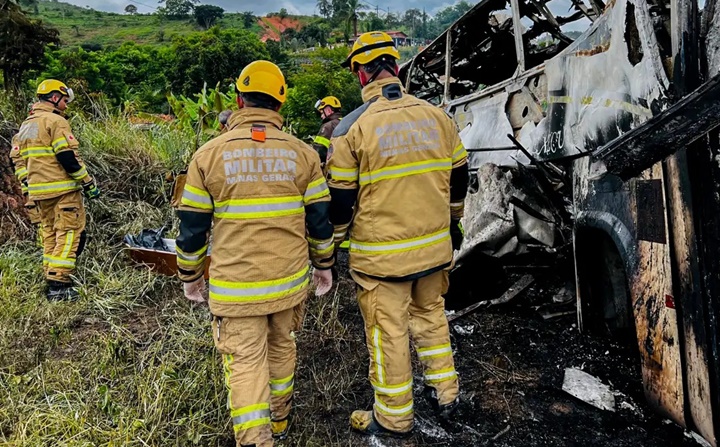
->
xmin=183 ymin=277 xmax=207 ymax=303
xmin=312 ymin=268 xmax=333 ymax=296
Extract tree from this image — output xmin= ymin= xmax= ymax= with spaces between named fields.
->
xmin=194 ymin=4 xmax=224 ymax=29
xmin=71 ymin=24 xmax=80 ymax=36
xmin=384 ymin=12 xmax=400 ymax=29
xmin=363 ymin=12 xmax=384 ymax=33
xmin=157 ymin=0 xmax=197 ymax=19
xmin=420 ymin=9 xmax=429 ymax=40
xmin=345 ymin=0 xmax=364 ymax=40
xmin=297 ymin=21 xmax=330 ymax=47
xmin=166 ymin=28 xmax=270 ymax=95
xmin=331 ymin=0 xmax=345 ymax=20
xmin=316 ymin=0 xmax=332 ymax=19
xmin=429 ymin=1 xmax=473 ymax=39
xmin=278 ymin=8 xmax=288 ymax=20
xmin=404 ymin=9 xmax=422 ymax=39
xmin=241 ymin=11 xmax=255 ymax=28
xmin=283 ymin=47 xmax=362 ymax=138
xmin=124 ymin=4 xmax=137 ymax=14
xmin=0 ymin=0 xmax=59 ymax=93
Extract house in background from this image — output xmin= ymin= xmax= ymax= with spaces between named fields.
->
xmin=386 ymin=30 xmax=409 ymax=46
xmin=349 ymin=30 xmax=410 ymax=46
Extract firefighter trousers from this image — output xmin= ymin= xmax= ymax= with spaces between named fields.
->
xmin=37 ymin=191 xmax=86 ymax=284
xmin=352 ymin=269 xmax=460 ymax=433
xmin=212 ymin=303 xmax=303 ymax=447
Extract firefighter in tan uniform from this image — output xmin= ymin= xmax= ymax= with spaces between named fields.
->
xmin=14 ymin=80 xmax=101 ymax=301
xmin=327 ymin=32 xmax=469 ymax=437
xmin=9 ymin=135 xmax=42 ymax=228
xmin=312 ymin=96 xmax=342 ymax=167
xmin=175 ymin=61 xmax=335 ymax=447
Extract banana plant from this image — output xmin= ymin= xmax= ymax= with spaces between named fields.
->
xmin=166 ymin=82 xmax=236 ymax=151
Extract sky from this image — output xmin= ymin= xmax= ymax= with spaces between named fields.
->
xmin=62 ymin=0 xmax=465 ymax=16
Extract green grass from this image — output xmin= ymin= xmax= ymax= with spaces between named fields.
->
xmin=28 ymin=1 xmax=275 ymax=48
xmin=0 ymin=107 xmax=373 ymax=446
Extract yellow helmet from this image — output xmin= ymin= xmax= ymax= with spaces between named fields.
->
xmin=343 ymin=31 xmax=400 ymax=72
xmin=315 ymin=96 xmax=341 ymax=111
xmin=236 ymin=60 xmax=287 ymax=104
xmin=36 ymin=79 xmax=74 ymax=103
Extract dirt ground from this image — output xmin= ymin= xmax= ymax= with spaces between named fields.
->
xmin=287 ymin=254 xmax=707 ymax=447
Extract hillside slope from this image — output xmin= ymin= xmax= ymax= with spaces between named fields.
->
xmin=29 ymin=1 xmax=304 ymax=48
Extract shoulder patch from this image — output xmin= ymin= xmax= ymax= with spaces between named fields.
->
xmin=17 ymin=122 xmax=39 ymax=141
xmin=332 ymin=98 xmax=379 ymax=138
xmin=382 ymin=83 xmax=403 ymax=100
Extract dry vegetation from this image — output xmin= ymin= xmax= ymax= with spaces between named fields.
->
xmin=0 ymin=109 xmax=423 ymax=446
xmin=0 ymin=104 xmax=706 ymax=447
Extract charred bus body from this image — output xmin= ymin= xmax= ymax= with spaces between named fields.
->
xmin=400 ymin=0 xmax=720 ymax=444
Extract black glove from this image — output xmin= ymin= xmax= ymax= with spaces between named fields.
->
xmin=450 ymin=219 xmax=464 ymax=251
xmin=82 ymin=180 xmax=101 ymax=199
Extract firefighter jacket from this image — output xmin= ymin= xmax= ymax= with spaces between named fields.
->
xmin=9 ymin=135 xmax=40 ymax=223
xmin=176 ymin=107 xmax=335 ymax=318
xmin=10 ymin=134 xmax=29 ymax=195
xmin=312 ymin=112 xmax=342 ymax=164
xmin=14 ymin=103 xmax=94 ymax=201
xmin=327 ymin=77 xmax=469 ymax=280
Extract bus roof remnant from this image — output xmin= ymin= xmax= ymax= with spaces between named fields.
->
xmin=399 ymin=0 xmax=598 ymax=105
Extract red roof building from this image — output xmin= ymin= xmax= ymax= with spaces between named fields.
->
xmin=350 ymin=30 xmax=411 ymax=46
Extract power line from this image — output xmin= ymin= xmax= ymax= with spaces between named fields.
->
xmin=128 ymin=0 xmax=158 ymax=11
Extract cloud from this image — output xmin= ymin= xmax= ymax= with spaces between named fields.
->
xmin=63 ymin=0 xmax=474 ymax=16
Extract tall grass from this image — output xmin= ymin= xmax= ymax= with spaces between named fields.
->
xmin=0 ymin=102 xmax=380 ymax=446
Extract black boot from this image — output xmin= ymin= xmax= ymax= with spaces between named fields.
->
xmin=46 ymin=281 xmax=79 ymax=302
xmin=423 ymin=386 xmax=460 ymax=420
xmin=350 ymin=410 xmax=412 ymax=438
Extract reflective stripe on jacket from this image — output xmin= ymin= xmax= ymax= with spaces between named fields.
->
xmin=327 ymin=78 xmax=468 ymax=278
xmin=176 ymin=108 xmax=334 ymax=318
xmin=312 ymin=113 xmax=341 ymax=164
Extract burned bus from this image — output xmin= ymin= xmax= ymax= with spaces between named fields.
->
xmin=400 ymin=0 xmax=720 ymax=444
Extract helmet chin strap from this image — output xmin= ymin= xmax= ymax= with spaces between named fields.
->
xmin=358 ymin=60 xmax=398 ymax=87
xmin=44 ymin=94 xmax=62 ymax=107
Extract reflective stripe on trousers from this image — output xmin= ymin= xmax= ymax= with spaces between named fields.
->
xmin=372 ymin=379 xmax=412 ymax=397
xmin=417 ymin=343 xmax=452 ymax=360
xmin=425 ymin=366 xmax=458 ymax=384
xmin=230 ymin=403 xmax=271 ymax=432
xmin=269 ymin=374 xmax=294 ymax=397
xmin=372 ymin=325 xmax=385 ymax=384
xmin=374 ymin=396 xmax=413 ymax=417
xmin=43 ymin=255 xmax=76 ymax=268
